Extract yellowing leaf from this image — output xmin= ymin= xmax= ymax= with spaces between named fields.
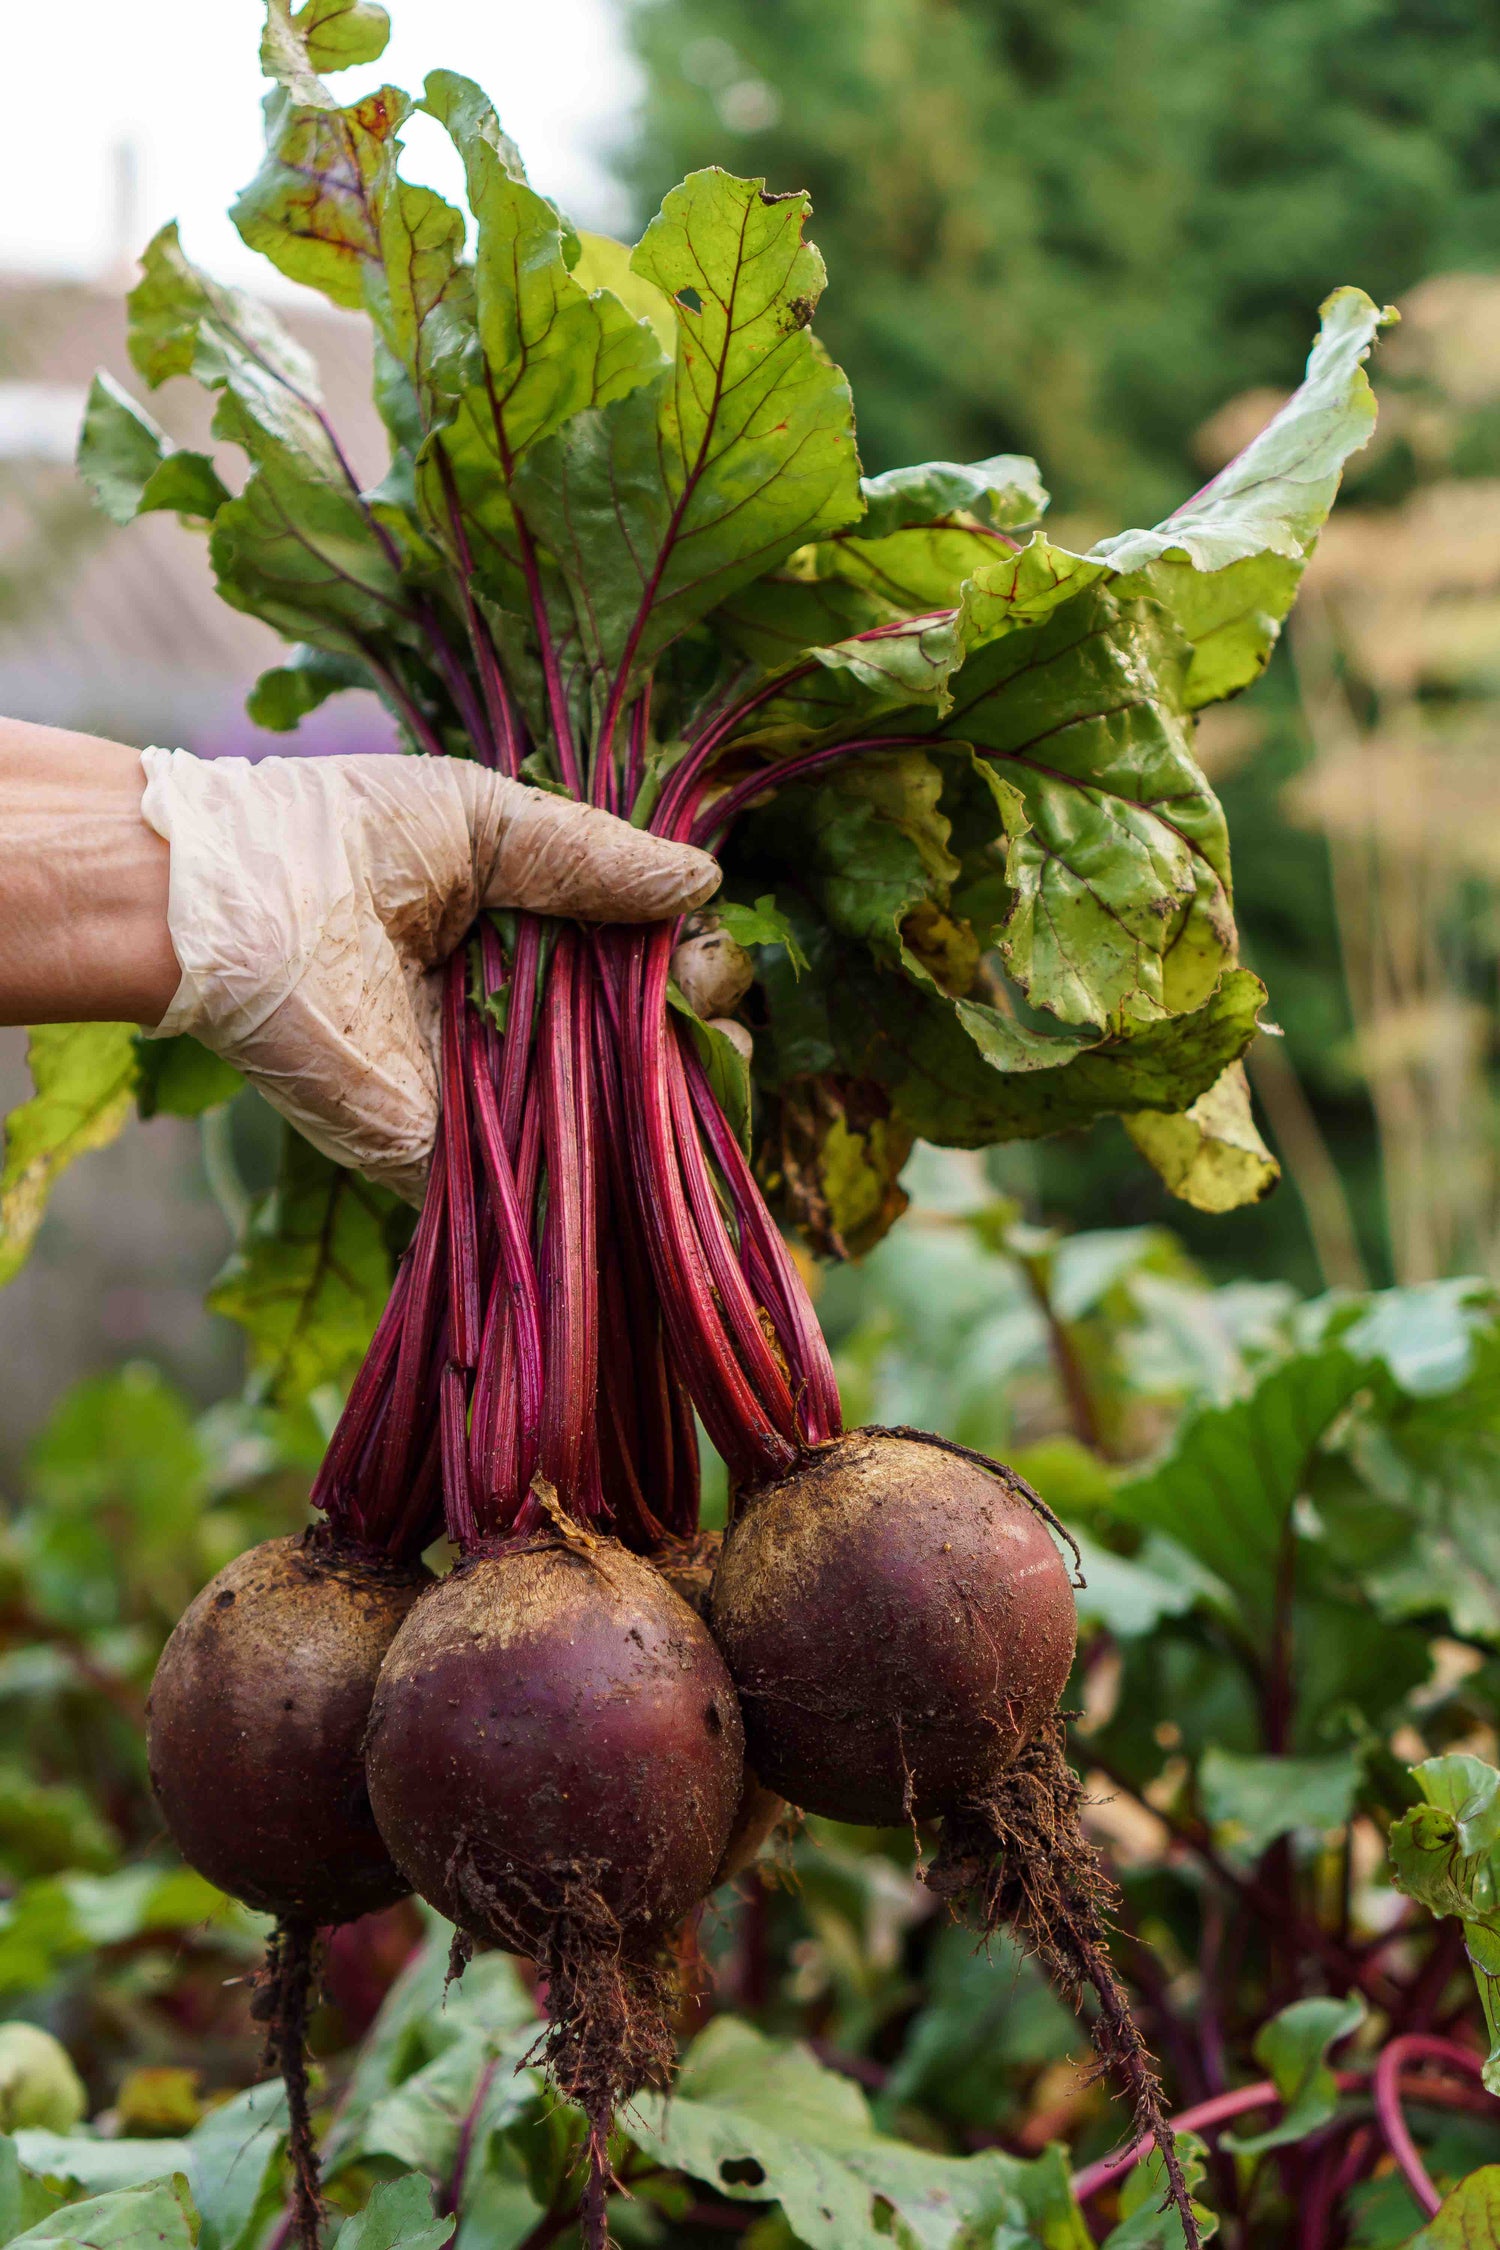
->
xmin=0 ymin=1026 xmax=138 ymax=1287
xmin=1125 ymin=1060 xmax=1279 ymax=1212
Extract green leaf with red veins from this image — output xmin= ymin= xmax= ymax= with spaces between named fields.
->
xmin=806 ymin=612 xmax=965 ymax=716
xmin=858 ymin=454 xmax=1048 ymax=537
xmin=514 ymin=168 xmax=863 ymax=718
xmin=425 ymin=73 xmax=663 ymax=462
xmin=208 ymin=394 xmax=406 ymax=654
xmin=128 ymin=223 xmax=321 ymax=422
xmin=922 ymin=583 xmax=1233 ymax=1031
xmin=1406 ymin=2171 xmax=1500 ymax=2247
xmin=232 ymin=83 xmax=410 ymax=310
xmin=265 ymin=0 xmax=391 ymax=79
xmin=1099 ymin=286 xmax=1395 ymax=705
xmin=75 ymin=375 xmax=230 ymax=528
xmin=125 ymin=230 xmax=415 ymax=655
xmin=233 ymin=74 xmax=479 ymax=437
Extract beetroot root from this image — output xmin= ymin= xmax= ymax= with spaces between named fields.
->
xmin=655 ymin=1531 xmax=788 ymax=1885
xmin=366 ymin=1534 xmax=745 ymax=2235
xmin=709 ymin=1428 xmax=1077 ymax=1826
xmin=148 ymin=1531 xmax=429 ymax=1926
xmin=365 ymin=1536 xmax=744 ymax=1950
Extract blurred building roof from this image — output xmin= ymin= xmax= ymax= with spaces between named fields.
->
xmin=0 ymin=272 xmax=397 ymax=755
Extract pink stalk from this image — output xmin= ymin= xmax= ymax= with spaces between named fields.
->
xmin=1072 ymin=2047 xmax=1489 ymax=2209
xmin=497 ymin=917 xmax=541 ymax=1150
xmin=1072 ymin=2082 xmax=1283 ymax=2202
xmin=481 ymin=367 xmax=582 ymax=793
xmin=371 ymin=1133 xmax=449 ymax=1524
xmin=626 ymin=695 xmax=650 ymax=808
xmin=440 ymin=1362 xmax=476 ymax=1550
xmin=663 ymin=1031 xmax=799 ymax=1442
xmin=469 ymin=1052 xmax=543 ymax=1491
xmin=537 ymin=930 xmax=601 ymax=1512
xmin=422 ymin=606 xmax=497 ymax=772
xmin=681 ymin=735 xmax=929 ymax=850
xmin=1374 ymin=2036 xmax=1485 ymax=2218
xmin=474 ymin=1085 xmax=544 ymax=1528
xmin=435 ymin=449 xmax=522 ymax=776
xmin=650 ymin=663 xmax=820 ymax=836
xmin=310 ymin=1258 xmax=410 ymax=1534
xmin=588 ymin=943 xmax=699 ymax=1538
xmin=615 ymin=928 xmax=797 ymax=1487
xmin=442 ymin=960 xmax=481 ymax=1372
xmin=385 ymin=1403 xmax=445 ymax=1561
xmin=681 ymin=1039 xmax=842 ymax=1443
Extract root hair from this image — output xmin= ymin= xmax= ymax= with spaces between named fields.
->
xmin=251 ymin=1917 xmax=324 ymax=2250
xmin=926 ymin=1719 xmax=1201 ymax=2250
xmin=445 ymin=1842 xmax=677 ymax=2250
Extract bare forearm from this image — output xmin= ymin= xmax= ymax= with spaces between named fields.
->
xmin=0 ymin=718 xmax=179 ymax=1028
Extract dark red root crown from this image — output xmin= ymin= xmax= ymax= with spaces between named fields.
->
xmin=926 ymin=1721 xmax=1202 ymax=2250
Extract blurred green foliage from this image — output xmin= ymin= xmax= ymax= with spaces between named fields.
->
xmin=621 ymin=0 xmax=1500 ymax=523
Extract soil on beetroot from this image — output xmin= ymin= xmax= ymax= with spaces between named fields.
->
xmin=148 ymin=1530 xmax=430 ymax=1925
xmin=710 ymin=1429 xmax=1079 ymax=1825
xmin=366 ymin=1537 xmax=744 ymax=1941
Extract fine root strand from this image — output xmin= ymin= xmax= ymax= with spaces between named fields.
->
xmin=445 ymin=1844 xmax=678 ymax=2250
xmin=252 ymin=1917 xmax=324 ymax=2250
xmin=925 ymin=1720 xmax=1201 ymax=2250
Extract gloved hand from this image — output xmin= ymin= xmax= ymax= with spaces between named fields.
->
xmin=141 ymin=749 xmax=718 ymax=1204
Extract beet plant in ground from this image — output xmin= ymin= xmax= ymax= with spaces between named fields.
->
xmin=39 ymin=0 xmax=1399 ymax=2236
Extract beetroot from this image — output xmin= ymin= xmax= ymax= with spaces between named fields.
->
xmin=148 ymin=1531 xmax=429 ymax=1926
xmin=366 ymin=1531 xmax=742 ymax=2214
xmin=366 ymin=1538 xmax=743 ymax=1945
xmin=148 ymin=1529 xmax=431 ymax=2250
xmin=655 ymin=1533 xmax=787 ymax=1884
xmin=709 ymin=1428 xmax=1077 ymax=1826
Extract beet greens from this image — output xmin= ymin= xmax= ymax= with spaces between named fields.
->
xmin=80 ymin=0 xmax=1387 ymax=1543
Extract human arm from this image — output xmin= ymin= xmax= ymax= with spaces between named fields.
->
xmin=0 ymin=720 xmax=719 ymax=1200
xmin=0 ymin=718 xmax=178 ymax=1027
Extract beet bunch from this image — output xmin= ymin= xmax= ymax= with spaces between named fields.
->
xmin=92 ymin=8 xmax=1392 ymax=2242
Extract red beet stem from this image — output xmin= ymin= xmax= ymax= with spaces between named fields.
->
xmin=435 ymin=449 xmax=521 ymax=777
xmin=681 ymin=1040 xmax=842 ymax=1444
xmin=663 ymin=1024 xmax=799 ymax=1442
xmin=310 ymin=1256 xmax=410 ymax=1536
xmin=678 ymin=736 xmax=931 ymax=850
xmin=537 ymin=929 xmax=602 ymax=1514
xmin=442 ymin=958 xmax=481 ymax=1374
xmin=616 ymin=928 xmax=797 ymax=1487
xmin=469 ymin=1041 xmax=543 ymax=1493
xmin=371 ymin=1132 xmax=449 ymax=1527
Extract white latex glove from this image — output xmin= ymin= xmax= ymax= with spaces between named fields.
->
xmin=140 ymin=749 xmax=719 ymax=1204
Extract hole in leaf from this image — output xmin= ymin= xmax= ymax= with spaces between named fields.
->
xmin=676 ymin=285 xmax=703 ymax=315
xmin=719 ymin=2159 xmax=765 ymax=2188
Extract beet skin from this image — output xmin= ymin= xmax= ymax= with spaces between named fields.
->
xmin=710 ymin=1429 xmax=1077 ymax=1826
xmin=365 ymin=1538 xmax=744 ymax=1948
xmin=148 ymin=1533 xmax=429 ymax=1924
